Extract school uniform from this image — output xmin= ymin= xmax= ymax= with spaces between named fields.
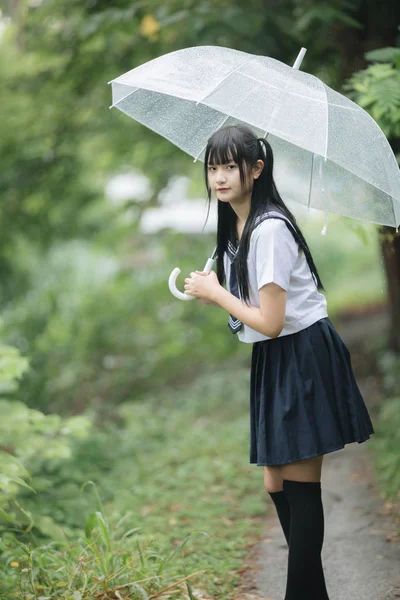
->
xmin=224 ymin=206 xmax=375 ymax=467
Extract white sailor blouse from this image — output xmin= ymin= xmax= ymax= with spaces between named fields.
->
xmin=223 ymin=211 xmax=328 ymax=343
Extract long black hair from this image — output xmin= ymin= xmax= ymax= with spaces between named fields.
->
xmin=202 ymin=124 xmax=324 ymax=304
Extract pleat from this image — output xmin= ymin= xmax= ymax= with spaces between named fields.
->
xmin=249 ymin=317 xmax=374 ymax=466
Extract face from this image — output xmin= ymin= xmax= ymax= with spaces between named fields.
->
xmin=207 ymin=158 xmax=251 ymax=203
xmin=207 ymin=152 xmax=263 ymax=204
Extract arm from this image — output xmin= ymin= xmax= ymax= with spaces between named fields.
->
xmin=196 ymin=298 xmax=219 ymax=306
xmin=212 ymin=282 xmax=286 ymax=338
xmin=194 ymin=271 xmax=220 ymax=306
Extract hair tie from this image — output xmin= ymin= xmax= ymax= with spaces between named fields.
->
xmin=257 ymin=137 xmax=266 ymax=157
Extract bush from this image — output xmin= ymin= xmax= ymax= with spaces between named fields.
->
xmin=369 ymin=348 xmax=400 ymax=504
xmin=1 ymin=234 xmax=246 ymax=416
xmin=0 ymin=324 xmax=92 ymax=537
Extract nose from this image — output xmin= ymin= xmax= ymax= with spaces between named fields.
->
xmin=216 ymin=171 xmax=227 ymax=184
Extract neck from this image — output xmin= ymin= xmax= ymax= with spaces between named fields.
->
xmin=229 ymin=194 xmax=251 ymax=225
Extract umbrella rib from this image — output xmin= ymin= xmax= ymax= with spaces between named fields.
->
xmin=110 ymin=76 xmax=359 ymax=115
xmin=194 ymin=55 xmax=262 ymax=107
xmin=109 ymin=87 xmax=140 ymax=109
xmin=321 ymin=82 xmax=329 ymax=161
xmin=222 ymin=70 xmax=360 ymax=111
xmin=193 ymin=111 xmax=237 ymax=163
xmin=193 ymin=79 xmax=268 ymax=162
xmin=307 ymin=153 xmax=315 ymax=210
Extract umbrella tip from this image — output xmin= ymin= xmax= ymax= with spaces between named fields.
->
xmin=293 ymin=48 xmax=307 ymax=70
xmin=321 ymin=211 xmax=329 ymax=235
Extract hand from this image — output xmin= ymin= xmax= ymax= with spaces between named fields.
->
xmin=184 ymin=270 xmax=221 ymax=301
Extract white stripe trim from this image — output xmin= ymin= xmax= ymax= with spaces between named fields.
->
xmin=229 ymin=317 xmax=241 ymax=324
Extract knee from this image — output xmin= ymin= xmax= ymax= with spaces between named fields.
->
xmin=263 ymin=466 xmax=283 ymax=493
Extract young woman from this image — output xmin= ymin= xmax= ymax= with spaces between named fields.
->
xmin=184 ymin=124 xmax=375 ymax=600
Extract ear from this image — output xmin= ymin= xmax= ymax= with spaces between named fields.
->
xmin=253 ymin=159 xmax=264 ymax=180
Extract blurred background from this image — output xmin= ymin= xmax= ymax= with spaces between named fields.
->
xmin=0 ymin=1 xmax=399 ymax=599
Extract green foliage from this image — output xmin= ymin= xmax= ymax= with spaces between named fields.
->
xmin=365 ymin=46 xmax=400 ymax=67
xmin=378 ymin=350 xmax=400 ymax=397
xmin=298 ymin=214 xmax=385 ymax=316
xmin=0 ymin=334 xmax=32 ymax=524
xmin=0 ymin=400 xmax=91 ymax=462
xmin=0 ymin=395 xmax=92 ymax=535
xmin=1 ymin=2 xmax=398 ymax=595
xmin=0 ymin=0 xmax=365 ymax=286
xmin=0 ymin=505 xmax=207 ymax=599
xmin=369 ymin=346 xmax=400 ymax=505
xmin=1 ymin=231 xmax=246 ymax=415
xmin=370 ymin=396 xmax=400 ymax=502
xmin=344 ymin=44 xmax=400 ymax=139
xmin=1 ymin=364 xmax=265 ymax=599
xmin=1 ymin=215 xmax=384 ymax=417
xmin=343 ymin=41 xmax=400 ymax=511
xmin=0 ymin=336 xmax=30 ymax=392
xmin=0 ymin=322 xmax=93 ymax=535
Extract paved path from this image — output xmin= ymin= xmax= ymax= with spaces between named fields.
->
xmin=244 ymin=314 xmax=400 ymax=600
xmin=251 ymin=442 xmax=400 ymax=599
xmin=246 ymin=312 xmax=400 ymax=600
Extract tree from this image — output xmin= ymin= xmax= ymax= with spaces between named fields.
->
xmin=1 ymin=0 xmax=399 ymax=350
xmin=345 ymin=45 xmax=400 ymax=352
xmin=0 ymin=0 xmax=366 ymax=281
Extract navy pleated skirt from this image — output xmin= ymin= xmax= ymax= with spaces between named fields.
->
xmin=250 ymin=317 xmax=374 ymax=466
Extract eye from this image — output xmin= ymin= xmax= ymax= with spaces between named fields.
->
xmin=208 ymin=166 xmax=216 ymax=171
xmin=227 ymin=164 xmax=236 ymax=169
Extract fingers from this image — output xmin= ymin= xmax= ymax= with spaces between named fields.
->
xmin=185 ymin=272 xmax=203 ymax=282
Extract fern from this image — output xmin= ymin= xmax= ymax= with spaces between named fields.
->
xmin=344 ymin=56 xmax=400 ymax=139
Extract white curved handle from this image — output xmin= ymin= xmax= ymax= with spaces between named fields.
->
xmin=168 ymin=258 xmax=215 ymax=301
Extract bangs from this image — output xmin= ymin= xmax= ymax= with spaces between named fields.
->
xmin=203 ymin=125 xmax=258 ymax=198
xmin=205 ymin=127 xmax=249 ymax=189
xmin=206 ymin=128 xmax=242 ymax=166
xmin=208 ymin=141 xmax=238 ymax=166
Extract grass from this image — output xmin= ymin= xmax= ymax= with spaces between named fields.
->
xmin=0 ymin=212 xmax=393 ymax=597
xmin=107 ymin=364 xmax=268 ymax=598
xmin=0 ymin=363 xmax=269 ymax=599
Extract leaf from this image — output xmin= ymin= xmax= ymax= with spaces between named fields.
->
xmin=0 ymin=506 xmax=17 ymax=522
xmin=85 ymin=512 xmax=98 ymax=538
xmin=35 ymin=515 xmax=65 ymax=541
xmin=365 ymin=47 xmax=400 ymax=63
xmin=95 ymin=511 xmax=112 ymax=551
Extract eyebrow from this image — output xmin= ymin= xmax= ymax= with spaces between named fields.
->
xmin=208 ymin=159 xmax=236 ymax=166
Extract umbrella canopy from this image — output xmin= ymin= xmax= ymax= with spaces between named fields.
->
xmin=109 ymin=45 xmax=400 ymax=229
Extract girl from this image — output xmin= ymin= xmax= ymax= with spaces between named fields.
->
xmin=184 ymin=124 xmax=374 ymax=600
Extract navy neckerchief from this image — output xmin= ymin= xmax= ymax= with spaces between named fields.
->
xmin=226 ymin=210 xmax=312 ymax=335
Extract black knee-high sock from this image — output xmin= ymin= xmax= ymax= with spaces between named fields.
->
xmin=283 ymin=480 xmax=330 ymax=600
xmin=268 ymin=491 xmax=291 ymax=546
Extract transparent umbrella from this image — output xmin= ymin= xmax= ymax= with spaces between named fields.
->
xmin=109 ymin=45 xmax=400 ymax=300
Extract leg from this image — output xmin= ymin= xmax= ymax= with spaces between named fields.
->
xmin=264 ymin=466 xmax=291 ymax=546
xmin=279 ymin=454 xmax=323 ymax=482
xmin=281 ymin=455 xmax=330 ymax=600
xmin=263 ymin=465 xmax=284 ymax=492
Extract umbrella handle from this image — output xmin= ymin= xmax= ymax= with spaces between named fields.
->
xmin=168 ymin=258 xmax=215 ymax=300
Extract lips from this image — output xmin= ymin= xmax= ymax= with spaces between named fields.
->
xmin=217 ymin=188 xmax=229 ymax=191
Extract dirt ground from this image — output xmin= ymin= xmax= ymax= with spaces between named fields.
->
xmin=236 ymin=308 xmax=400 ymax=600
